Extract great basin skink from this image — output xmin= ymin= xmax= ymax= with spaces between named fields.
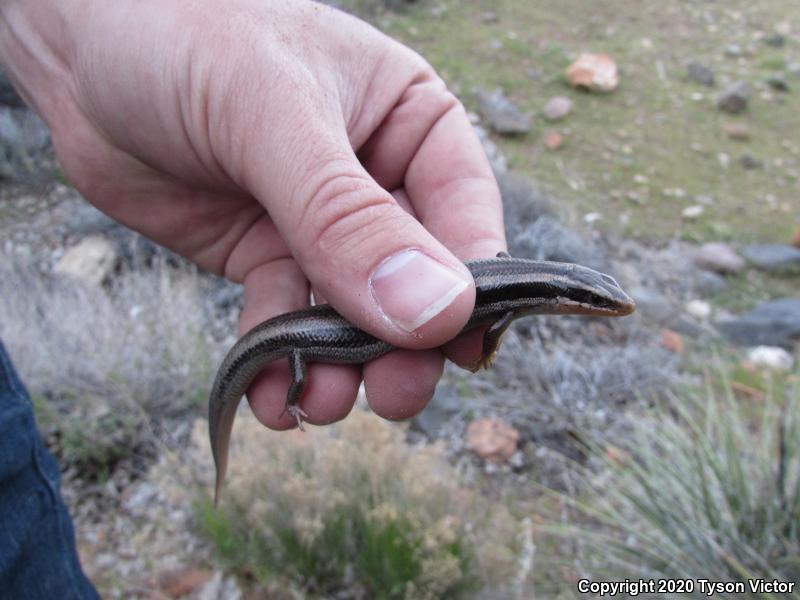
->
xmin=209 ymin=253 xmax=636 ymax=502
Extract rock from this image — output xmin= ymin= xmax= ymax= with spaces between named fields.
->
xmin=725 ymin=44 xmax=743 ymax=58
xmin=512 ymin=216 xmax=604 ymax=268
xmin=543 ymin=130 xmax=564 ymax=150
xmin=0 ymin=69 xmax=24 ymax=107
xmin=764 ymin=33 xmax=786 ymax=48
xmin=693 ymin=269 xmax=730 ymax=295
xmin=766 ymin=75 xmax=790 ymax=92
xmin=694 ymin=242 xmax=745 ymax=275
xmin=682 ymin=205 xmax=704 ymax=219
xmin=792 ymin=227 xmax=800 ymax=248
xmin=742 ymin=244 xmax=800 ymax=271
xmin=686 ymin=299 xmax=712 ymax=320
xmin=474 ymin=88 xmax=530 ymax=136
xmin=661 ymin=329 xmax=684 ymax=353
xmin=53 ymin=235 xmax=119 ymax=286
xmin=718 ymin=297 xmax=800 ymax=348
xmin=747 ymin=346 xmax=794 ymax=371
xmin=158 ymin=568 xmax=214 ymax=599
xmin=466 ymin=418 xmax=519 ymax=463
xmin=668 ymin=314 xmax=705 ymax=338
xmin=724 ymin=122 xmax=750 ymax=140
xmin=0 ymin=106 xmax=56 ymax=182
xmin=629 ymin=286 xmax=675 ymax=324
xmin=473 ymin=125 xmax=508 ymax=173
xmin=481 ymin=11 xmax=499 ymax=23
xmin=717 ymin=80 xmax=752 ymax=114
xmin=542 ymin=96 xmax=573 ymax=121
xmin=740 ymin=153 xmax=762 ymax=169
xmin=687 ymin=62 xmax=715 ymax=86
xmin=566 ymin=53 xmax=619 ymax=92
xmin=497 ymin=173 xmax=554 ymax=239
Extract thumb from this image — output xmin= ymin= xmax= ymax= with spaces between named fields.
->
xmin=247 ymin=122 xmax=475 ymax=349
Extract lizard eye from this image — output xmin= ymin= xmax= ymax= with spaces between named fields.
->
xmin=601 ymin=273 xmax=618 ymax=287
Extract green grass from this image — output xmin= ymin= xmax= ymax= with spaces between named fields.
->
xmin=198 ymin=498 xmax=476 ymax=599
xmin=540 ymin=369 xmax=800 ymax=596
xmin=352 ymin=0 xmax=800 ymax=244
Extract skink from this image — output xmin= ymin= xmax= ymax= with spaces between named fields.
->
xmin=209 ymin=253 xmax=636 ymax=502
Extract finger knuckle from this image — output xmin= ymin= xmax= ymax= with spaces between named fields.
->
xmin=300 ymin=171 xmax=401 ymax=255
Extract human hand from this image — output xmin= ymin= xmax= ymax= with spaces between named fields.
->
xmin=0 ymin=0 xmax=505 ymax=428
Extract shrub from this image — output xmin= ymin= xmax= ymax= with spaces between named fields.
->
xmin=196 ymin=409 xmax=525 ymax=598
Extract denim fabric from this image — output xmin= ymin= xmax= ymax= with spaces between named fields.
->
xmin=0 ymin=341 xmax=100 ymax=599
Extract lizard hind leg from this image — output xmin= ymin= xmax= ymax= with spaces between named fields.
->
xmin=470 ymin=310 xmax=516 ymax=372
xmin=281 ymin=350 xmax=309 ymax=431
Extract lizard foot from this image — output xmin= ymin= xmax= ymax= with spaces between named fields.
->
xmin=284 ymin=405 xmax=308 ymax=431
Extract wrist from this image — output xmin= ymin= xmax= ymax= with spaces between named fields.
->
xmin=0 ymin=0 xmax=79 ymax=120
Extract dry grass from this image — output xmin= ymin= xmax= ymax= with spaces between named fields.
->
xmin=0 ymin=250 xmax=224 ymax=478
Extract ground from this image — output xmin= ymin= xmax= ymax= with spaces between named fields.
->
xmin=367 ymin=0 xmax=799 ymax=244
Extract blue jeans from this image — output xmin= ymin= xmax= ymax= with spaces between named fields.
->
xmin=0 ymin=341 xmax=100 ymax=599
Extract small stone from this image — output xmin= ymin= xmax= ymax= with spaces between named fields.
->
xmin=694 ymin=269 xmax=730 ymax=295
xmin=629 ymin=286 xmax=675 ymax=324
xmin=682 ymin=205 xmax=704 ymax=219
xmin=742 ymin=243 xmax=800 ymax=271
xmin=747 ymin=346 xmax=794 ymax=371
xmin=158 ymin=568 xmax=214 ymax=598
xmin=669 ymin=315 xmax=705 ymax=338
xmin=740 ymin=153 xmax=762 ymax=169
xmin=791 ymin=227 xmax=800 ymax=248
xmin=53 ymin=235 xmax=118 ymax=287
xmin=766 ymin=75 xmax=790 ymax=92
xmin=718 ymin=297 xmax=800 ymax=348
xmin=466 ymin=418 xmax=519 ymax=463
xmin=661 ymin=328 xmax=685 ymax=353
xmin=542 ymin=96 xmax=573 ymax=121
xmin=474 ymin=88 xmax=531 ymax=136
xmin=725 ymin=44 xmax=743 ymax=58
xmin=724 ymin=122 xmax=750 ymax=140
xmin=687 ymin=62 xmax=715 ymax=86
xmin=694 ymin=242 xmax=745 ymax=275
xmin=583 ymin=212 xmax=601 ymax=224
xmin=481 ymin=11 xmax=499 ymax=23
xmin=473 ymin=125 xmax=508 ymax=173
xmin=717 ymin=80 xmax=753 ymax=113
xmin=686 ymin=299 xmax=712 ymax=320
xmin=544 ymin=130 xmax=564 ymax=150
xmin=566 ymin=53 xmax=619 ymax=92
xmin=763 ymin=33 xmax=786 ymax=47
